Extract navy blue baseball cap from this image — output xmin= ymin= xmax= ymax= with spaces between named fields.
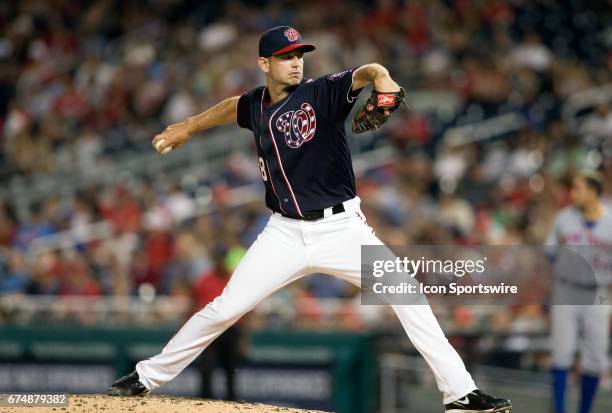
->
xmin=258 ymin=26 xmax=316 ymax=57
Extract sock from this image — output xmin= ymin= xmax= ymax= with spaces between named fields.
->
xmin=552 ymin=368 xmax=568 ymax=413
xmin=578 ymin=374 xmax=599 ymax=413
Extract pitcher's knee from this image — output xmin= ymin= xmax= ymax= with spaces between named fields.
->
xmin=195 ymin=297 xmax=245 ymax=327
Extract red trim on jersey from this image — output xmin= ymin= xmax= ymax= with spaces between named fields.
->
xmin=259 ymin=89 xmax=286 ymax=214
xmin=264 ymin=157 xmax=285 ymax=212
xmin=272 ymin=43 xmax=315 ymax=56
xmin=267 ymin=94 xmax=303 ymax=217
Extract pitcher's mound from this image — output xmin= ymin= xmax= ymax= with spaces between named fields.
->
xmin=8 ymin=394 xmax=329 ymax=413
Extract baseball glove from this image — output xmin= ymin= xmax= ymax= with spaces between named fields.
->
xmin=351 ymin=88 xmax=406 ymax=134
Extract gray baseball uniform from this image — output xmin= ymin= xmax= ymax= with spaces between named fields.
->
xmin=545 ymin=206 xmax=612 ymax=374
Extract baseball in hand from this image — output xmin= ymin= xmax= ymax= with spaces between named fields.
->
xmin=155 ymin=139 xmax=173 ymax=154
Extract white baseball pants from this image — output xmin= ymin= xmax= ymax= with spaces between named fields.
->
xmin=136 ymin=197 xmax=476 ymax=403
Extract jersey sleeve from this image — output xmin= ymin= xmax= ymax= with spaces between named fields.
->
xmin=545 ymin=216 xmax=561 ymax=245
xmin=544 ymin=214 xmax=561 ymax=260
xmin=236 ymin=87 xmax=260 ymax=131
xmin=312 ymin=67 xmax=364 ymax=122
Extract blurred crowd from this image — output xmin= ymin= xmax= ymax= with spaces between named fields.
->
xmin=0 ymin=0 xmax=611 ymax=354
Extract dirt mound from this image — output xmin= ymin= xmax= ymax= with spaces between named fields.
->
xmin=7 ymin=394 xmax=328 ymax=413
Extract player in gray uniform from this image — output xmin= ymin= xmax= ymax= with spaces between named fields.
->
xmin=546 ymin=171 xmax=611 ymax=413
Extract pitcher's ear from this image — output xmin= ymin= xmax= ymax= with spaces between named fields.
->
xmin=258 ymin=57 xmax=269 ymax=73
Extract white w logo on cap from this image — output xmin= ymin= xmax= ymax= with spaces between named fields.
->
xmin=284 ymin=28 xmax=299 ymax=42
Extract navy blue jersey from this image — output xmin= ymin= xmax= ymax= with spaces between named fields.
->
xmin=237 ymin=68 xmax=363 ymax=217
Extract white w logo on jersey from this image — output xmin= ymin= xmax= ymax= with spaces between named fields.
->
xmin=275 ymin=103 xmax=317 ymax=148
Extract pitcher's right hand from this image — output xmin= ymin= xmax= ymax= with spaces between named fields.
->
xmin=152 ymin=121 xmax=193 ymax=154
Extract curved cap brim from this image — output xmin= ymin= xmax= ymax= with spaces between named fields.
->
xmin=271 ymin=43 xmax=316 ymax=56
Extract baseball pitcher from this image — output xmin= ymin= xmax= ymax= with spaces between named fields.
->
xmin=107 ymin=26 xmax=511 ymax=413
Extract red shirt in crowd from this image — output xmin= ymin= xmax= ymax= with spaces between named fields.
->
xmin=193 ymin=269 xmax=230 ymax=311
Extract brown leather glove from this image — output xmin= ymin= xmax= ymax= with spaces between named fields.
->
xmin=351 ymin=88 xmax=406 ymax=134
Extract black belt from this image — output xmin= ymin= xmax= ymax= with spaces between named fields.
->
xmin=280 ymin=203 xmax=345 ymax=221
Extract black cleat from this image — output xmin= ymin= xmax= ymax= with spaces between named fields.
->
xmin=107 ymin=371 xmax=150 ymax=397
xmin=444 ymin=389 xmax=512 ymax=412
